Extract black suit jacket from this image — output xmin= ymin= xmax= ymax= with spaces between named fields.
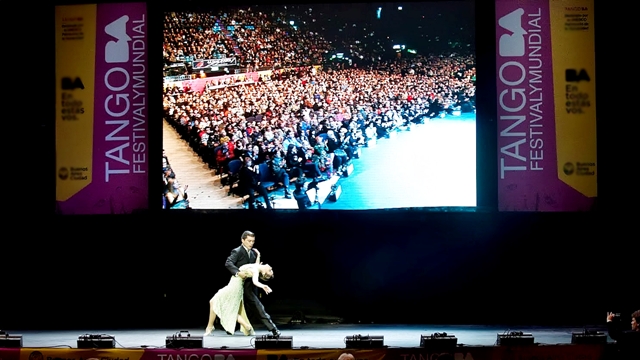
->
xmin=607 ymin=322 xmax=640 ymax=356
xmin=225 ymin=245 xmax=255 ymax=276
xmin=226 ymin=245 xmax=260 ymax=298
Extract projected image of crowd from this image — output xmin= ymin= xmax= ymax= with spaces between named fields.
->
xmin=162 ymin=3 xmax=476 ymax=210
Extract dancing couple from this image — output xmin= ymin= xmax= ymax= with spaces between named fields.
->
xmin=204 ymin=230 xmax=281 ymax=337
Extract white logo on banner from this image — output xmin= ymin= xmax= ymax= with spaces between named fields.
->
xmin=105 ymin=15 xmax=131 ymax=63
xmin=498 ymin=8 xmax=526 ymax=57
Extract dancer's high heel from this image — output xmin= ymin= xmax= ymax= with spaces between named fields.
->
xmin=240 ymin=325 xmax=255 ymax=336
xmin=204 ymin=325 xmax=214 ymax=336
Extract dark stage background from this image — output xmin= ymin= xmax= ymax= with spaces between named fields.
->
xmin=3 ymin=210 xmax=629 ymax=330
xmin=6 ymin=0 xmax=629 ymax=332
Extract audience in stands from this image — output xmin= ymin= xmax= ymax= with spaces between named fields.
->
xmin=164 ymin=8 xmax=332 ymax=69
xmin=162 ymin=7 xmax=475 ymax=208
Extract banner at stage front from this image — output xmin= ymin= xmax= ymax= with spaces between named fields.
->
xmin=382 ymin=344 xmax=607 ymax=360
xmin=0 ymin=348 xmax=20 ymax=360
xmin=141 ymin=349 xmax=256 ymax=360
xmin=255 ymin=349 xmax=386 ymax=360
xmin=55 ymin=3 xmax=149 ymax=214
xmin=0 ymin=345 xmax=607 ymax=360
xmin=18 ymin=348 xmax=144 ymax=360
xmin=495 ymin=0 xmax=596 ymax=211
xmin=192 ymin=57 xmax=237 ymax=70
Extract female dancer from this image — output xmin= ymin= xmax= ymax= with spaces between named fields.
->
xmin=204 ymin=249 xmax=273 ymax=336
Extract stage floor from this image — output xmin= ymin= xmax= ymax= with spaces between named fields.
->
xmin=9 ymin=324 xmax=610 ymax=349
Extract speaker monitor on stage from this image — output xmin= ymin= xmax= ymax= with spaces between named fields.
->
xmin=496 ymin=332 xmax=535 ymax=346
xmin=0 ymin=331 xmax=22 ymax=348
xmin=254 ymin=335 xmax=293 ymax=349
xmin=166 ymin=331 xmax=203 ymax=348
xmin=420 ymin=332 xmax=457 ymax=351
xmin=77 ymin=334 xmax=115 ymax=349
xmin=345 ymin=335 xmax=384 ymax=348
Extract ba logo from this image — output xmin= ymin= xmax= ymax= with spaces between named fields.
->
xmin=58 ymin=167 xmax=69 ymax=180
xmin=105 ymin=15 xmax=131 ymax=63
xmin=61 ymin=77 xmax=84 ymax=90
xmin=563 ymin=162 xmax=575 ymax=175
xmin=498 ymin=8 xmax=526 ymax=57
xmin=565 ymin=69 xmax=590 ymax=82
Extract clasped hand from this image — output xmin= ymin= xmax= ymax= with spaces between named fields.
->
xmin=262 ymin=285 xmax=272 ymax=294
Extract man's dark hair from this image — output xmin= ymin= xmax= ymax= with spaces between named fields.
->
xmin=241 ymin=231 xmax=255 ymax=240
xmin=632 ymin=310 xmax=640 ymax=326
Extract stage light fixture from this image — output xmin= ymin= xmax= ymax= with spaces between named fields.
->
xmin=77 ymin=334 xmax=115 ymax=349
xmin=420 ymin=332 xmax=458 ymax=351
xmin=496 ymin=331 xmax=535 ymax=346
xmin=166 ymin=330 xmax=203 ymax=348
xmin=571 ymin=329 xmax=607 ymax=344
xmin=254 ymin=334 xmax=293 ymax=349
xmin=0 ymin=330 xmax=22 ymax=348
xmin=345 ymin=335 xmax=385 ymax=348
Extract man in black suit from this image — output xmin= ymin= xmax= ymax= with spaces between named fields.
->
xmin=607 ymin=310 xmax=639 ymax=358
xmin=225 ymin=230 xmax=281 ymax=336
xmin=238 ymin=157 xmax=273 ymax=209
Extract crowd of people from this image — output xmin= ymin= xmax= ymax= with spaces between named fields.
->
xmin=162 ymin=6 xmax=476 ymax=209
xmin=163 ymin=7 xmax=332 ymax=69
xmin=163 ymin=55 xmax=474 ymax=206
xmin=164 ymin=12 xmax=237 ymax=63
xmin=224 ymin=9 xmax=332 ymax=69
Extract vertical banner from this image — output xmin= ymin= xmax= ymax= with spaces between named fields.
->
xmin=56 ymin=3 xmax=148 ymax=214
xmin=495 ymin=0 xmax=596 ymax=211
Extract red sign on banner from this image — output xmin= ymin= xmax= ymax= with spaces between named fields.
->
xmin=141 ymin=349 xmax=257 ymax=360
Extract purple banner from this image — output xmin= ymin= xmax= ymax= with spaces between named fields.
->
xmin=495 ymin=0 xmax=593 ymax=211
xmin=57 ymin=3 xmax=148 ymax=214
xmin=140 ymin=349 xmax=256 ymax=360
xmin=0 ymin=348 xmax=20 ymax=360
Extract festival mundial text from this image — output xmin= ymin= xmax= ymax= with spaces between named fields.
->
xmin=498 ymin=7 xmax=545 ymax=179
xmin=103 ymin=13 xmax=147 ymax=182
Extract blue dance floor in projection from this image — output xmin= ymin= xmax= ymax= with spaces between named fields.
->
xmin=321 ymin=113 xmax=476 ymax=210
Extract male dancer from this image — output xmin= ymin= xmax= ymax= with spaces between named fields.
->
xmin=225 ymin=230 xmax=281 ymax=336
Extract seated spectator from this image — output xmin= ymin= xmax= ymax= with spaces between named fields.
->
xmin=215 ymin=138 xmax=235 ymax=173
xmin=164 ymin=174 xmax=189 ymax=209
xmin=268 ymin=152 xmax=291 ymax=199
xmin=326 ymin=129 xmax=349 ymax=174
xmin=238 ymin=157 xmax=273 ymax=209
